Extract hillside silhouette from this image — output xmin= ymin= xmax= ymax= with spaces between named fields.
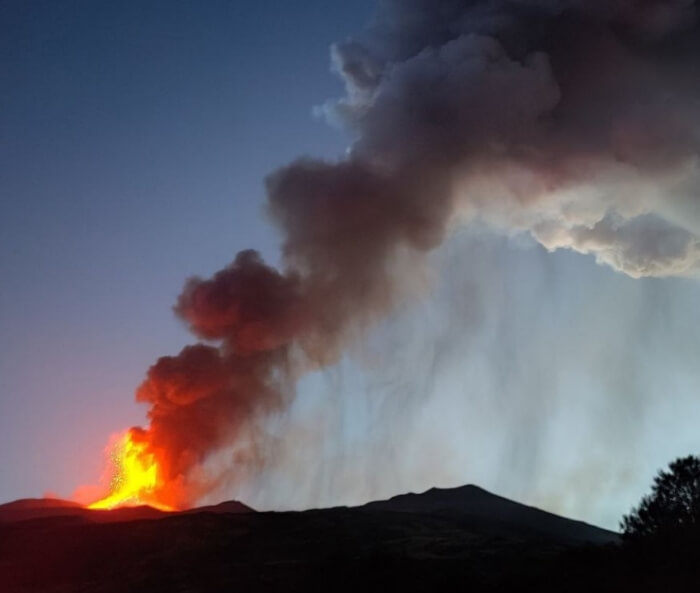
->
xmin=1 ymin=485 xmax=696 ymax=592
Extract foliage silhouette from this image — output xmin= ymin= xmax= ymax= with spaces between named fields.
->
xmin=621 ymin=455 xmax=700 ymax=541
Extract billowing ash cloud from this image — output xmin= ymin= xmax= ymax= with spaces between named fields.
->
xmin=325 ymin=0 xmax=700 ymax=277
xmin=128 ymin=0 xmax=700 ymax=506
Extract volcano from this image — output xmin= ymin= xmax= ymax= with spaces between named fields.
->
xmin=0 ymin=484 xmax=630 ymax=592
xmin=0 ymin=485 xmax=615 ymax=543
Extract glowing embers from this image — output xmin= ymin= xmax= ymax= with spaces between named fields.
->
xmin=88 ymin=430 xmax=174 ymax=511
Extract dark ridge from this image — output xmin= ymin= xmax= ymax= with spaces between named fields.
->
xmin=182 ymin=499 xmax=254 ymax=515
xmin=0 ymin=497 xmax=254 ymax=525
xmin=360 ymin=484 xmax=619 ymax=544
xmin=0 ymin=498 xmax=82 ymax=510
xmin=6 ymin=486 xmax=693 ymax=593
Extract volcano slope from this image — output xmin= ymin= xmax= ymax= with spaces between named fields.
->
xmin=0 ymin=484 xmax=695 ymax=592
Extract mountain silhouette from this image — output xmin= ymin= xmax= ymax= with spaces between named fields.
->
xmin=0 ymin=485 xmax=627 ymax=592
xmin=0 ymin=497 xmax=252 ymax=524
xmin=360 ymin=484 xmax=617 ymax=544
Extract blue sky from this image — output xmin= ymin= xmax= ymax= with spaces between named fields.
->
xmin=0 ymin=0 xmax=372 ymax=503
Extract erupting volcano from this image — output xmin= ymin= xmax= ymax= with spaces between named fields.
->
xmin=73 ymin=0 xmax=700 ymax=512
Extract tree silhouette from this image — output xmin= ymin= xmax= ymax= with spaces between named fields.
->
xmin=621 ymin=455 xmax=700 ymax=541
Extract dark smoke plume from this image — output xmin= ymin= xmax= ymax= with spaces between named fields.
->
xmin=131 ymin=0 xmax=700 ymax=505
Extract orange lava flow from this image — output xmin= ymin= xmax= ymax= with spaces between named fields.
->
xmin=87 ymin=431 xmax=174 ymax=512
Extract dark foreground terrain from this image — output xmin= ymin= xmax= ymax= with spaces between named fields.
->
xmin=0 ymin=485 xmax=695 ymax=592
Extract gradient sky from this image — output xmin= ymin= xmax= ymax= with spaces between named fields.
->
xmin=2 ymin=1 xmax=700 ymax=532
xmin=0 ymin=0 xmax=372 ymax=503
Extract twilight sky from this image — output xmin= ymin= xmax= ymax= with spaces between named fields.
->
xmin=2 ymin=0 xmax=700 ymax=531
xmin=0 ymin=0 xmax=372 ymax=502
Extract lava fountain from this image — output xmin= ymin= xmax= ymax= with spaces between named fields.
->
xmin=87 ymin=430 xmax=174 ymax=511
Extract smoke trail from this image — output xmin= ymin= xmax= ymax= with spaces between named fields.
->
xmin=114 ymin=0 xmax=700 ymax=507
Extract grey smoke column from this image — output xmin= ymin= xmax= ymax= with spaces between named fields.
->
xmin=128 ymin=0 xmax=700 ymax=505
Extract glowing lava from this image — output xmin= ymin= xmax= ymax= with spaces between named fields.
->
xmin=88 ymin=430 xmax=174 ymax=511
